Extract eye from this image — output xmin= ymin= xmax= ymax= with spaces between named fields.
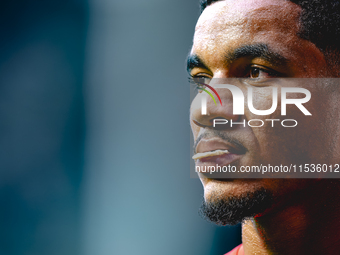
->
xmin=250 ymin=67 xmax=264 ymax=78
xmin=191 ymin=74 xmax=212 ymax=82
xmin=248 ymin=66 xmax=277 ymax=79
xmin=189 ymin=74 xmax=212 ymax=92
xmin=188 ymin=76 xmax=204 ymax=93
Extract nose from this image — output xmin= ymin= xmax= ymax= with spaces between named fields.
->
xmin=190 ymin=83 xmax=242 ymax=129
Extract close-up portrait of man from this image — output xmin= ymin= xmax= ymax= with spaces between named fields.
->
xmin=4 ymin=0 xmax=340 ymax=254
xmin=188 ymin=0 xmax=340 ymax=254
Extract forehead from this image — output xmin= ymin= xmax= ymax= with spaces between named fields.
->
xmin=193 ymin=0 xmax=302 ymax=64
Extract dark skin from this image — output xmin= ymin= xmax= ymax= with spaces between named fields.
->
xmin=188 ymin=0 xmax=340 ymax=254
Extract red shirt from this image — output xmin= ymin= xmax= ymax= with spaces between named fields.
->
xmin=225 ymin=244 xmax=244 ymax=255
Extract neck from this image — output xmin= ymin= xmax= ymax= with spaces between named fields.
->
xmin=241 ymin=180 xmax=340 ymax=255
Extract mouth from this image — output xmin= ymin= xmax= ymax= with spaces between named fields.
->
xmin=193 ymin=137 xmax=247 ymax=177
xmin=192 ymin=149 xmax=230 ymax=160
xmin=193 ymin=149 xmax=244 ymax=166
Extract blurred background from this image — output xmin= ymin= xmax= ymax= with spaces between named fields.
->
xmin=0 ymin=0 xmax=241 ymax=254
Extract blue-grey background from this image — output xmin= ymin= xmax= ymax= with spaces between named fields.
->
xmin=0 ymin=0 xmax=241 ymax=254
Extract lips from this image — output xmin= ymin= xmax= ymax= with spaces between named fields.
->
xmin=193 ymin=137 xmax=247 ymax=175
xmin=194 ymin=137 xmax=246 ymax=157
xmin=192 ymin=149 xmax=230 ymax=160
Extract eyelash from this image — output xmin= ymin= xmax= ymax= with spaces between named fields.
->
xmin=189 ymin=65 xmax=280 ymax=82
xmin=246 ymin=66 xmax=280 ymax=78
xmin=188 ymin=76 xmax=209 ymax=91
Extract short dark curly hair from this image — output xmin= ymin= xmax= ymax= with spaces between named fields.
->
xmin=199 ymin=0 xmax=340 ymax=54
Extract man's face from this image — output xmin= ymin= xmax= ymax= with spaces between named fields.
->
xmin=189 ymin=0 xmax=340 ymax=224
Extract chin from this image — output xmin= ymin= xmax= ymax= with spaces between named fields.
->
xmin=198 ymin=176 xmax=278 ymax=225
xmin=199 ymin=179 xmax=275 ymax=225
xmin=200 ymin=175 xmax=266 ymax=201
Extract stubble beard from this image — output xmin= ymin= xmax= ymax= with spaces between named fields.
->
xmin=199 ymin=187 xmax=274 ymax=225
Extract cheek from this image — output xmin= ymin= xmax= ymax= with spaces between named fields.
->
xmin=190 ymin=95 xmax=202 ymax=139
xmin=190 ymin=122 xmax=200 ymax=140
xmin=246 ymin=86 xmax=280 ymax=116
xmin=244 ymin=86 xmax=305 ymax=164
xmin=245 ymin=83 xmax=334 ymax=165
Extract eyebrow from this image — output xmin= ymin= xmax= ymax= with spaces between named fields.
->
xmin=227 ymin=43 xmax=288 ymax=66
xmin=186 ymin=43 xmax=288 ymax=74
xmin=186 ymin=54 xmax=209 ymax=75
